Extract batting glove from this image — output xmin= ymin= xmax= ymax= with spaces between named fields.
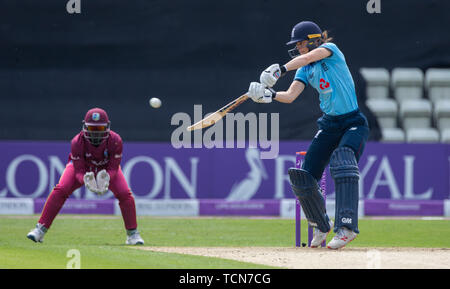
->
xmin=259 ymin=64 xmax=286 ymax=88
xmin=248 ymin=82 xmax=275 ymax=103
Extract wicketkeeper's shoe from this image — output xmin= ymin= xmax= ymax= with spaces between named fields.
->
xmin=327 ymin=227 xmax=357 ymax=250
xmin=310 ymin=220 xmax=333 ymax=248
xmin=27 ymin=223 xmax=47 ymax=243
xmin=126 ymin=229 xmax=144 ymax=245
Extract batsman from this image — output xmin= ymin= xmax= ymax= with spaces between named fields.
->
xmin=247 ymin=21 xmax=369 ymax=249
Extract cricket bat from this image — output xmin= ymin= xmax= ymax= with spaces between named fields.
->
xmin=187 ymin=93 xmax=249 ymax=131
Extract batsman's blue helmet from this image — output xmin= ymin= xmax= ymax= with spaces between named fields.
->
xmin=286 ymin=21 xmax=322 ymax=45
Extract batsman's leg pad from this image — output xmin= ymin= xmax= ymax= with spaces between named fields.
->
xmin=288 ymin=168 xmax=331 ymax=233
xmin=330 ymin=147 xmax=360 ymax=233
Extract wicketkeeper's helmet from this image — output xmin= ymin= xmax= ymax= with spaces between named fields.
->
xmin=82 ymin=108 xmax=111 ymax=146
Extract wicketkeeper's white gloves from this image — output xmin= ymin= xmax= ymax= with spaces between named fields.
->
xmin=96 ymin=169 xmax=110 ymax=195
xmin=248 ymin=82 xmax=275 ymax=103
xmin=260 ymin=64 xmax=287 ymax=88
xmin=83 ymin=172 xmax=100 ymax=194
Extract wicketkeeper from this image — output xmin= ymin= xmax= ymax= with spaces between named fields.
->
xmin=247 ymin=21 xmax=369 ymax=249
xmin=27 ymin=108 xmax=144 ymax=245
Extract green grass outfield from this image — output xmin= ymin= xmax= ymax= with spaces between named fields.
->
xmin=0 ymin=215 xmax=449 ymax=269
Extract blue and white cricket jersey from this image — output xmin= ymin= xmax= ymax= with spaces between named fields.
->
xmin=294 ymin=42 xmax=358 ymax=116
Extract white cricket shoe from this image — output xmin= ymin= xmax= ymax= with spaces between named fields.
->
xmin=126 ymin=230 xmax=144 ymax=245
xmin=310 ymin=220 xmax=333 ymax=248
xmin=27 ymin=223 xmax=47 ymax=243
xmin=327 ymin=227 xmax=357 ymax=250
